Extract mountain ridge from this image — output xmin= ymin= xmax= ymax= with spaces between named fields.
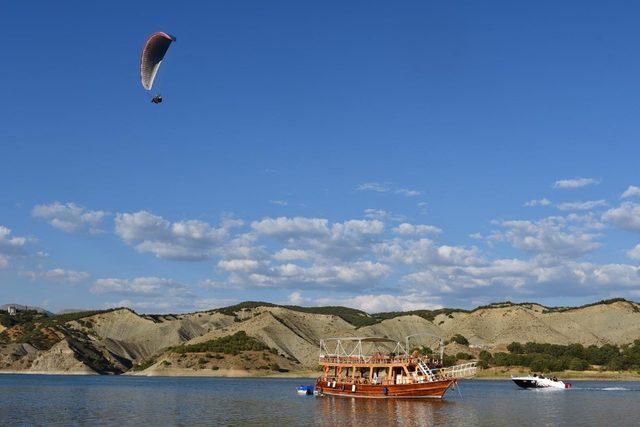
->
xmin=1 ymin=298 xmax=640 ymax=376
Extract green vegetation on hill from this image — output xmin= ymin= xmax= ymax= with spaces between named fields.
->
xmin=0 ymin=310 xmax=47 ymax=328
xmin=375 ymin=308 xmax=466 ymax=323
xmin=0 ymin=309 xmax=116 ymax=350
xmin=541 ymin=298 xmax=640 ymax=314
xmin=214 ymin=301 xmax=379 ymax=328
xmin=480 ymin=341 xmax=640 ymax=372
xmin=449 ymin=334 xmax=469 ymax=345
xmin=214 ymin=302 xmax=279 ymax=316
xmin=44 ymin=310 xmax=114 ymax=326
xmin=283 ymin=305 xmax=377 ymax=327
xmin=170 ymin=331 xmax=270 ymax=355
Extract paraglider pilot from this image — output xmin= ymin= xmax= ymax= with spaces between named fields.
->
xmin=151 ymin=94 xmax=163 ymax=104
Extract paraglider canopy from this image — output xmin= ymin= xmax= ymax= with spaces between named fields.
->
xmin=140 ymin=32 xmax=176 ymax=91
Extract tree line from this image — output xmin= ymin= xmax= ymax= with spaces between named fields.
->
xmin=477 ymin=340 xmax=640 ymax=372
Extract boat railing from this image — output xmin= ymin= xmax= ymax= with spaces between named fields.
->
xmin=432 ymin=362 xmax=478 ymax=379
xmin=319 ymin=376 xmax=396 ymax=386
xmin=319 ymin=355 xmax=434 ymax=365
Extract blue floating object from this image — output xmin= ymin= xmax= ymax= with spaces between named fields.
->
xmin=297 ymin=385 xmax=314 ymax=395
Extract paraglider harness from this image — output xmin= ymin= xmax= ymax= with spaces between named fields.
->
xmin=151 ymin=94 xmax=163 ymax=104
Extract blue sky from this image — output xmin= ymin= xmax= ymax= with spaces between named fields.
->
xmin=2 ymin=1 xmax=640 ymax=313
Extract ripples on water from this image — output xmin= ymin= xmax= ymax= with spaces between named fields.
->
xmin=0 ymin=375 xmax=639 ymax=426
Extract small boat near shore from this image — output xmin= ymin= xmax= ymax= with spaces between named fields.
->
xmin=512 ymin=374 xmax=571 ymax=389
xmin=315 ymin=336 xmax=477 ymax=399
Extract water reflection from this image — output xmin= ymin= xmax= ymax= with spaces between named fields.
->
xmin=316 ymin=395 xmax=459 ymax=426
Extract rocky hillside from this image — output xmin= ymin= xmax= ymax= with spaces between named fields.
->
xmin=1 ymin=298 xmax=639 ymax=376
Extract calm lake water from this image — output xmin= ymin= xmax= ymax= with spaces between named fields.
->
xmin=0 ymin=375 xmax=639 ymax=426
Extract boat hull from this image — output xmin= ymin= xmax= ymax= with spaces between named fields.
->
xmin=512 ymin=378 xmax=539 ymax=389
xmin=315 ymin=378 xmax=456 ymax=399
xmin=512 ymin=377 xmax=569 ymax=389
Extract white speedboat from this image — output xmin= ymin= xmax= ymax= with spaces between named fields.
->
xmin=511 ymin=374 xmax=571 ymax=389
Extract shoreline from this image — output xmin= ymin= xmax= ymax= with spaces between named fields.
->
xmin=126 ymin=368 xmax=319 ymax=378
xmin=0 ymin=370 xmax=98 ymax=376
xmin=2 ymin=368 xmax=639 ymax=381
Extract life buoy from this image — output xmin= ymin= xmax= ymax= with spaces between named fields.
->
xmin=351 ymin=384 xmax=356 ymax=392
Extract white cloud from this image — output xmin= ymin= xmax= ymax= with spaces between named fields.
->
xmin=269 ymin=200 xmax=288 ymax=206
xmin=553 ymin=178 xmax=599 ymax=190
xmin=400 ymin=253 xmax=640 ymax=302
xmin=524 ymin=198 xmax=552 ymax=207
xmin=396 ymin=189 xmax=421 ymax=197
xmin=357 ymin=182 xmax=391 ymax=193
xmin=363 ymin=209 xmax=406 ymax=222
xmin=208 ymin=216 xmax=392 ymax=291
xmin=92 ymin=277 xmax=189 ymax=297
xmin=556 ymin=200 xmax=606 ymax=211
xmin=251 ymin=217 xmax=329 ymax=238
xmin=0 ymin=226 xmax=27 ymax=268
xmin=489 ymin=216 xmax=601 ymax=258
xmin=25 ymin=184 xmax=640 ymax=308
xmin=392 ymin=223 xmax=442 ymax=235
xmin=288 ymin=291 xmax=304 ymax=305
xmin=217 ymin=259 xmax=262 ymax=272
xmin=23 ymin=268 xmax=90 ymax=284
xmin=622 ymin=186 xmax=640 ymax=199
xmin=217 ymin=232 xmax=263 ymax=260
xmin=219 ymin=257 xmax=391 ymax=290
xmin=104 ymin=297 xmax=236 ymax=313
xmin=375 ymin=238 xmax=481 ymax=267
xmin=319 ymin=293 xmax=441 ymax=313
xmin=603 ymin=203 xmax=640 ymax=231
xmin=199 ymin=279 xmax=238 ymax=290
xmin=251 ymin=217 xmax=384 ymax=260
xmin=273 ymin=248 xmax=312 ymax=261
xmin=348 ymin=294 xmax=440 ymax=312
xmin=32 ymin=202 xmax=107 ymax=233
xmin=627 ymin=244 xmax=640 ymax=261
xmin=114 ymin=211 xmax=235 ymax=260
xmin=356 ymin=182 xmax=421 ymax=197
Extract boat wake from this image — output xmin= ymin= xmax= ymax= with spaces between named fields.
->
xmin=571 ymin=386 xmax=635 ymax=391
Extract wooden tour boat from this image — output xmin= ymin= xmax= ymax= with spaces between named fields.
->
xmin=315 ymin=335 xmax=477 ymax=399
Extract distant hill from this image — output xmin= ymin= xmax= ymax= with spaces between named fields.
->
xmin=0 ymin=304 xmax=52 ymax=316
xmin=1 ymin=298 xmax=639 ymax=376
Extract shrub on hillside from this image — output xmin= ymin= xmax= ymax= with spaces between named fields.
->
xmin=507 ymin=342 xmax=524 ymax=354
xmin=171 ymin=331 xmax=269 ymax=355
xmin=450 ymin=334 xmax=469 ymax=346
